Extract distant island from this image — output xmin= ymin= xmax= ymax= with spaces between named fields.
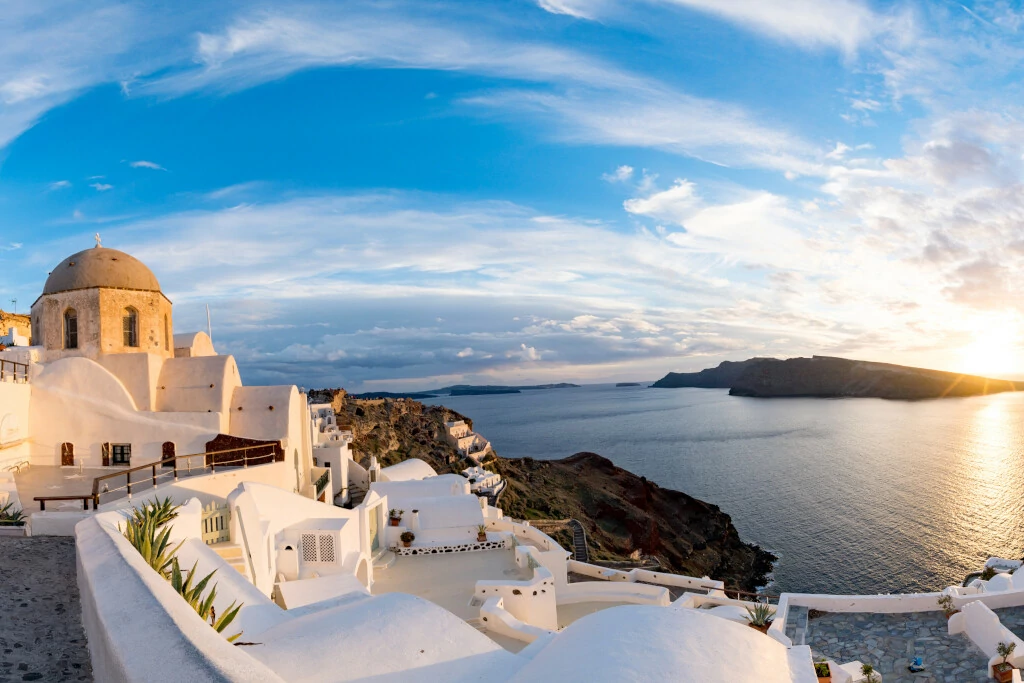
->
xmin=653 ymin=356 xmax=1024 ymax=400
xmin=352 ymin=383 xmax=581 ymax=399
xmin=615 ymin=382 xmax=641 ymax=387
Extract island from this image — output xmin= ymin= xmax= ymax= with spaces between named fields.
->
xmin=615 ymin=382 xmax=642 ymax=387
xmin=427 ymin=383 xmax=580 ymax=396
xmin=654 ymin=355 xmax=1024 ymax=400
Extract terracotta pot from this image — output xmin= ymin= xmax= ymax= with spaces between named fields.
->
xmin=389 ymin=518 xmax=400 ymax=527
xmin=994 ymin=663 xmax=1015 ymax=683
xmin=816 ymin=676 xmax=831 ymax=683
xmin=477 ymin=534 xmax=487 ymax=542
xmin=748 ymin=623 xmax=772 ymax=634
xmin=944 ymin=610 xmax=959 ymax=620
xmin=402 ymin=540 xmax=411 ymax=548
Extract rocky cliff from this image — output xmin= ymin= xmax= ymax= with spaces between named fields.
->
xmin=313 ymin=390 xmax=775 ymax=591
xmin=728 ymin=356 xmax=1024 ymax=399
xmin=651 ymin=359 xmax=769 ymax=388
xmin=653 ymin=356 xmax=1024 ymax=399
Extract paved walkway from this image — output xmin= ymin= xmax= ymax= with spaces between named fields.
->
xmin=798 ymin=610 xmax=989 ymax=683
xmin=996 ymin=605 xmax=1024 ymax=641
xmin=0 ymin=537 xmax=92 ymax=682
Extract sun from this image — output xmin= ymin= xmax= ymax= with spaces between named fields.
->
xmin=959 ymin=318 xmax=1021 ymax=378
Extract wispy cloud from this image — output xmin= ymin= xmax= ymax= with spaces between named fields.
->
xmin=47 ymin=180 xmax=71 ymax=191
xmin=129 ymin=160 xmax=166 ymax=170
xmin=602 ymin=165 xmax=634 ymax=183
xmin=90 ymin=182 xmax=113 ymax=191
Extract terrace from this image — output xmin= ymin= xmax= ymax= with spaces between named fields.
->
xmin=787 ymin=607 xmax=991 ymax=683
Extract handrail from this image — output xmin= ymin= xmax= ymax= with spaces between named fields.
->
xmin=0 ymin=358 xmax=29 ymax=383
xmin=34 ymin=495 xmax=96 ymax=511
xmin=91 ymin=444 xmax=279 ymax=505
xmin=721 ymin=587 xmax=781 ymax=603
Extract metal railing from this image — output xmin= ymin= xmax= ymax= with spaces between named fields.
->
xmin=34 ymin=495 xmax=96 ymax=511
xmin=90 ymin=444 xmax=279 ymax=506
xmin=314 ymin=469 xmax=330 ymax=499
xmin=0 ymin=358 xmax=29 ymax=383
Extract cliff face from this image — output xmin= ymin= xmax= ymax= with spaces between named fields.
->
xmin=651 ymin=359 xmax=768 ymax=388
xmin=314 ymin=390 xmax=774 ymax=590
xmin=728 ymin=356 xmax=1024 ymax=399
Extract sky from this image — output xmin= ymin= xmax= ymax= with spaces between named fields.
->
xmin=3 ymin=0 xmax=1024 ymax=389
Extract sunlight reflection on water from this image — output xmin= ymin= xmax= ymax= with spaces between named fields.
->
xmin=427 ymin=386 xmax=1024 ymax=594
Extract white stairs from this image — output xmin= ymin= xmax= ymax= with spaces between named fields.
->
xmin=209 ymin=542 xmax=248 ymax=577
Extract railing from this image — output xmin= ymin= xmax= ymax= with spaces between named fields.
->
xmin=721 ymin=587 xmax=781 ymax=604
xmin=90 ymin=444 xmax=279 ymax=507
xmin=314 ymin=469 xmax=330 ymax=499
xmin=0 ymin=359 xmax=29 ymax=383
xmin=2 ymin=460 xmax=29 ymax=473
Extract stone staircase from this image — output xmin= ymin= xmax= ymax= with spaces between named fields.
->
xmin=465 ymin=617 xmax=487 ymax=632
xmin=209 ymin=542 xmax=248 ymax=577
xmin=568 ymin=519 xmax=589 ymax=562
xmin=785 ymin=605 xmax=809 ymax=646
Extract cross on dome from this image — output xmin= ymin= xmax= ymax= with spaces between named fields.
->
xmin=94 ymin=233 xmax=102 ymax=248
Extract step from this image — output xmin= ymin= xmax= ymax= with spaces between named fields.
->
xmin=373 ymin=551 xmax=397 ymax=570
xmin=465 ymin=618 xmax=487 ymax=632
xmin=209 ymin=543 xmax=244 ymax=561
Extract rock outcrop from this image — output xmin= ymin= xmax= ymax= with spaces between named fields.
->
xmin=651 ymin=359 xmax=768 ymax=388
xmin=314 ymin=390 xmax=775 ymax=591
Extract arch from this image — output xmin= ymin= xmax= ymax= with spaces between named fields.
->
xmin=122 ymin=307 xmax=139 ymax=348
xmin=61 ymin=442 xmax=74 ymax=467
xmin=162 ymin=441 xmax=175 ymax=468
xmin=63 ymin=308 xmax=78 ymax=349
xmin=163 ymin=314 xmax=170 ymax=351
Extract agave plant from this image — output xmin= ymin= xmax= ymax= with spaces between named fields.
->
xmin=744 ymin=601 xmax=776 ymax=627
xmin=169 ymin=558 xmax=243 ymax=643
xmin=120 ymin=499 xmax=183 ymax=577
xmin=0 ymin=501 xmax=26 ymax=526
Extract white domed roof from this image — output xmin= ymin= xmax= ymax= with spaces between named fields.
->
xmin=43 ymin=246 xmax=161 ymax=295
xmin=509 ymin=605 xmax=804 ymax=683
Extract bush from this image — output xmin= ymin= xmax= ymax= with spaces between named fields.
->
xmin=0 ymin=502 xmax=26 ymax=527
xmin=400 ymin=531 xmax=415 ymax=543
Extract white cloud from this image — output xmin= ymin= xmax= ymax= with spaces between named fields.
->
xmin=456 ymin=347 xmax=475 ymax=358
xmin=602 ymin=165 xmax=634 ymax=183
xmin=90 ymin=183 xmax=113 ymax=191
xmin=47 ymin=180 xmax=71 ymax=191
xmin=130 ymin=160 xmax=166 ymax=170
xmin=508 ymin=343 xmax=543 ymax=361
xmin=536 ymin=0 xmax=594 ymax=19
xmin=657 ymin=0 xmax=884 ymax=54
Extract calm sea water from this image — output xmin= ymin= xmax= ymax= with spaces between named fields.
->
xmin=426 ymin=384 xmax=1024 ymax=595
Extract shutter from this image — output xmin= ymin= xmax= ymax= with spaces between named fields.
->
xmin=101 ymin=442 xmax=110 ymax=467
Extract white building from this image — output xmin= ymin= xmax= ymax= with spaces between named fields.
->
xmin=462 ymin=464 xmax=504 ymax=495
xmin=444 ymin=419 xmax=492 ymax=462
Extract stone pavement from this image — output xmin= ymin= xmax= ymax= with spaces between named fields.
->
xmin=800 ymin=610 xmax=990 ymax=683
xmin=996 ymin=605 xmax=1024 ymax=641
xmin=0 ymin=537 xmax=91 ymax=682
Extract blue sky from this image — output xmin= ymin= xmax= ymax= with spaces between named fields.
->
xmin=3 ymin=0 xmax=1024 ymax=388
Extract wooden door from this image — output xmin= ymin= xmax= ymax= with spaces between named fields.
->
xmin=60 ymin=442 xmax=74 ymax=467
xmin=162 ymin=441 xmax=175 ymax=468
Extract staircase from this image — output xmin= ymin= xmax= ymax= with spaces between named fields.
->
xmin=465 ymin=617 xmax=488 ymax=632
xmin=568 ymin=519 xmax=589 ymax=563
xmin=785 ymin=605 xmax=809 ymax=645
xmin=209 ymin=542 xmax=248 ymax=577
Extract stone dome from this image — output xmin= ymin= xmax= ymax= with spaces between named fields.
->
xmin=42 ymin=246 xmax=161 ymax=296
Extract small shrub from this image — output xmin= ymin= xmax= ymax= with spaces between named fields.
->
xmin=937 ymin=594 xmax=957 ymax=617
xmin=998 ymin=641 xmax=1016 ymax=664
xmin=981 ymin=566 xmax=998 ymax=581
xmin=389 ymin=508 xmax=403 ymax=519
xmin=744 ymin=601 xmax=776 ymax=627
xmin=860 ymin=663 xmax=881 ymax=683
xmin=0 ymin=502 xmax=26 ymax=527
xmin=120 ymin=499 xmax=183 ymax=577
xmin=169 ymin=558 xmax=242 ymax=643
xmin=400 ymin=531 xmax=415 ymax=543
xmin=813 ymin=660 xmax=830 ymax=676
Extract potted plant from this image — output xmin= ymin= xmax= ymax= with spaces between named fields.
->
xmin=477 ymin=524 xmax=487 ymax=542
xmin=860 ymin=663 xmax=880 ymax=683
xmin=981 ymin=566 xmax=998 ymax=581
xmin=994 ymin=642 xmax=1017 ymax=683
xmin=744 ymin=601 xmax=776 ymax=634
xmin=937 ymin=594 xmax=958 ymax=620
xmin=400 ymin=531 xmax=415 ymax=548
xmin=813 ymin=659 xmax=831 ymax=683
xmin=389 ymin=509 xmax=403 ymax=527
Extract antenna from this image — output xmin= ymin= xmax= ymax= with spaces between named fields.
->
xmin=206 ymin=304 xmax=212 ymax=343
xmin=9 ymin=299 xmax=15 ymax=315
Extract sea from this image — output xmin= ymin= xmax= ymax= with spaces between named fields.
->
xmin=425 ymin=384 xmax=1024 ymax=596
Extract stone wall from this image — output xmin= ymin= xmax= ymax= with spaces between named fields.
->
xmin=0 ymin=310 xmax=31 ymax=344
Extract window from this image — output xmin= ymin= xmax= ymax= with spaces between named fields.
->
xmin=123 ymin=308 xmax=138 ymax=348
xmin=163 ymin=314 xmax=170 ymax=350
xmin=63 ymin=309 xmax=78 ymax=349
xmin=111 ymin=444 xmax=131 ymax=465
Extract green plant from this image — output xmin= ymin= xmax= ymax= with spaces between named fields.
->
xmin=0 ymin=501 xmax=26 ymax=526
xmin=120 ymin=500 xmax=183 ymax=577
xmin=169 ymin=558 xmax=242 ymax=643
xmin=526 ymin=554 xmax=541 ymax=571
xmin=813 ymin=660 xmax=830 ymax=676
xmin=937 ymin=594 xmax=957 ymax=617
xmin=477 ymin=524 xmax=487 ymax=534
xmin=981 ymin=566 xmax=998 ymax=581
xmin=400 ymin=531 xmax=415 ymax=544
xmin=389 ymin=508 xmax=403 ymax=519
xmin=998 ymin=641 xmax=1016 ymax=664
xmin=860 ymin=663 xmax=880 ymax=683
xmin=744 ymin=601 xmax=776 ymax=627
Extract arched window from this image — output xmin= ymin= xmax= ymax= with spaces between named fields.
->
xmin=63 ymin=309 xmax=78 ymax=349
xmin=123 ymin=307 xmax=139 ymax=347
xmin=163 ymin=314 xmax=170 ymax=351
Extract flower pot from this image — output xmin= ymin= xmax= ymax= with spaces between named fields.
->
xmin=402 ymin=540 xmax=411 ymax=548
xmin=748 ymin=623 xmax=772 ymax=634
xmin=814 ymin=662 xmax=831 ymax=682
xmin=816 ymin=676 xmax=831 ymax=683
xmin=389 ymin=518 xmax=400 ymax=527
xmin=477 ymin=534 xmax=487 ymax=542
xmin=994 ymin=662 xmax=1015 ymax=683
xmin=944 ymin=610 xmax=959 ymax=620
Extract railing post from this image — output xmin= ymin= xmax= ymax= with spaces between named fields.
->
xmin=152 ymin=464 xmax=157 ymax=488
xmin=173 ymin=457 xmax=178 ymax=482
xmin=126 ymin=470 xmax=132 ymax=499
xmin=39 ymin=500 xmax=45 ymax=511
xmin=244 ymin=446 xmax=248 ymax=468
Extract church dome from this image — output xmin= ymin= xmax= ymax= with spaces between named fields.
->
xmin=42 ymin=246 xmax=161 ymax=296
